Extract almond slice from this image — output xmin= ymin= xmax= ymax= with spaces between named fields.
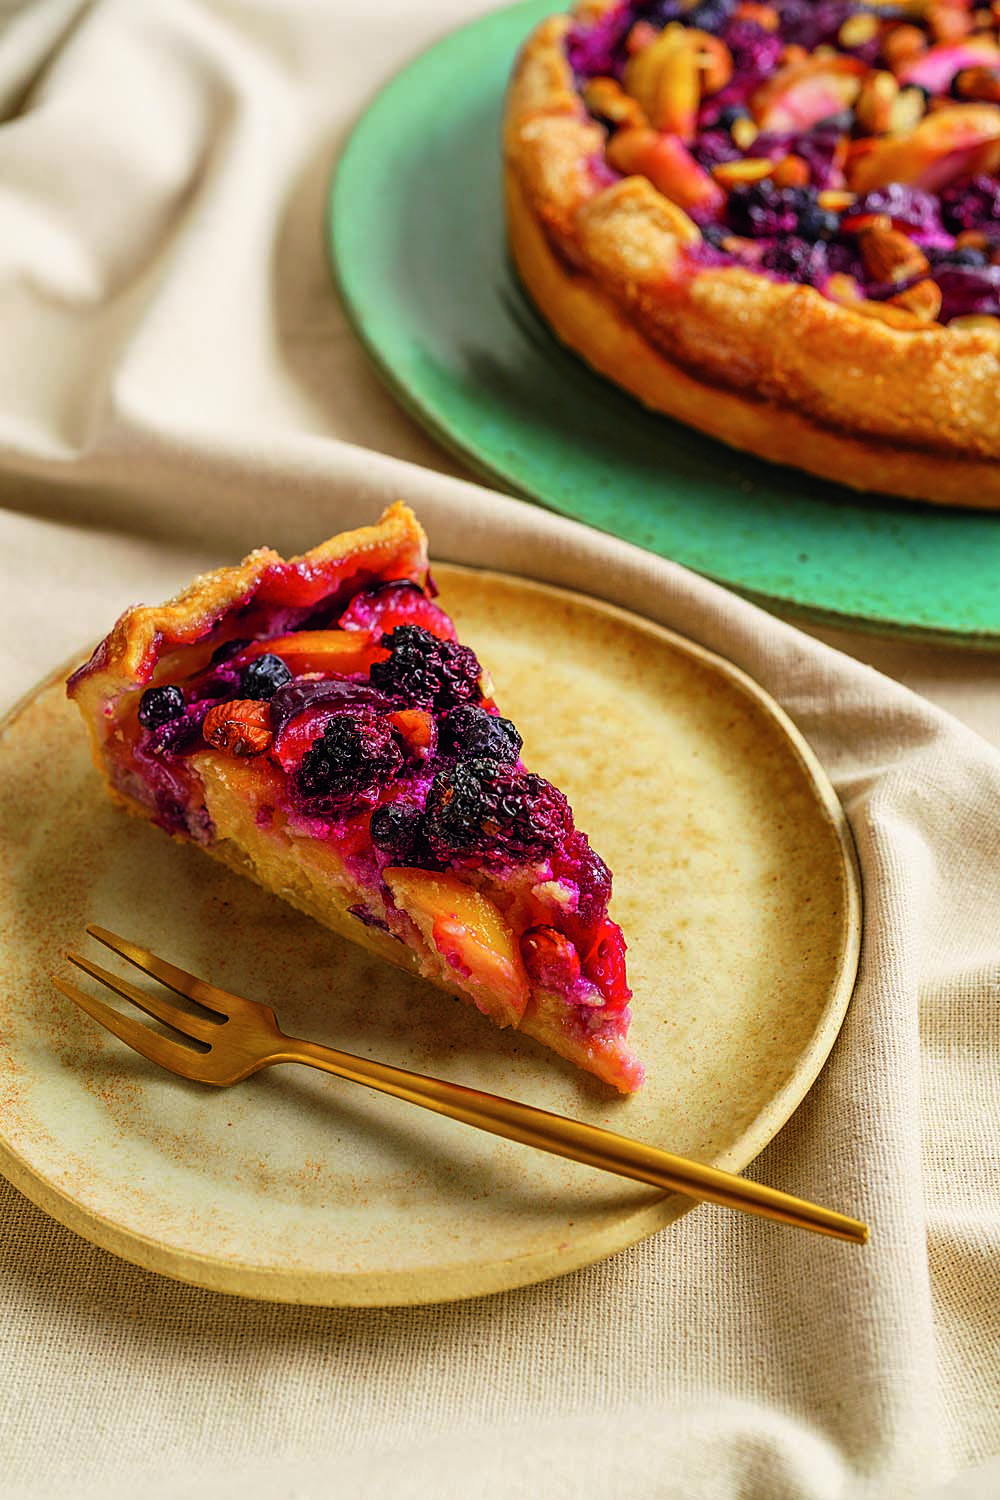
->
xmin=888 ymin=278 xmax=943 ymax=319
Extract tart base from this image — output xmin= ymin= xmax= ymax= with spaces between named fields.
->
xmin=505 ymin=169 xmax=1000 ymax=512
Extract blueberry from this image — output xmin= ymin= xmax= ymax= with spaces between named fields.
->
xmin=716 ymin=104 xmax=749 ymax=129
xmin=424 ymin=758 xmax=572 ymax=863
xmin=795 ymin=200 xmax=840 ymax=242
xmin=439 ymin=705 xmax=522 ymax=763
xmin=369 ymin=624 xmax=482 ymax=712
xmin=294 ymin=712 xmax=402 ymax=813
xmin=370 ymin=803 xmax=425 ymax=860
xmin=240 ymin=653 xmax=293 ymax=701
xmin=137 ymin=684 xmax=186 ymax=729
xmin=209 ymin=637 xmax=251 ymax=666
xmin=937 ymin=246 xmax=988 ymax=269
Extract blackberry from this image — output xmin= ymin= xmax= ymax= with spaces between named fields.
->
xmin=370 ymin=803 xmax=425 ymax=861
xmin=941 ymin=176 xmax=1000 ymax=236
xmin=687 ymin=0 xmax=735 ymax=31
xmin=369 ymin=624 xmax=482 ymax=711
xmin=240 ymin=653 xmax=293 ymax=701
xmin=439 ymin=705 xmax=522 ymax=764
xmin=761 ymin=237 xmax=829 ymax=283
xmin=424 ymin=758 xmax=572 ymax=863
xmin=137 ymin=684 xmax=186 ymax=730
xmin=693 ymin=130 xmax=742 ymax=170
xmin=855 ymin=185 xmax=943 ymax=237
xmin=294 ymin=712 xmax=402 ymax=813
xmin=726 ymin=181 xmax=800 ymax=238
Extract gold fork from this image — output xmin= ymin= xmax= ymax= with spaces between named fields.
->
xmin=55 ymin=926 xmax=869 ymax=1246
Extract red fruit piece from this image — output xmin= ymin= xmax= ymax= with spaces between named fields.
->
xmin=520 ymin=925 xmax=582 ymax=992
xmin=390 ymin=708 xmax=436 ymax=760
xmin=581 ymin=920 xmax=632 ymax=1011
xmin=339 ymin=581 xmax=457 ymax=642
xmin=272 ymin=706 xmax=340 ymax=773
xmin=243 ymin=630 xmax=385 ymax=677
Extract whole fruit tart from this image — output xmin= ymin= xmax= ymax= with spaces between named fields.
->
xmin=504 ymin=0 xmax=1000 ymax=507
xmin=67 ymin=504 xmax=642 ymax=1092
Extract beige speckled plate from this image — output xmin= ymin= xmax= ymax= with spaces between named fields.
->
xmin=0 ymin=567 xmax=861 ymax=1305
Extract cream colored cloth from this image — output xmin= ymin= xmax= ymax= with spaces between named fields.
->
xmin=1 ymin=3 xmax=998 ymax=1498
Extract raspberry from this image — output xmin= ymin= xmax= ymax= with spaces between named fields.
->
xmin=425 ymin=758 xmax=572 ymax=863
xmin=940 ymin=176 xmax=1000 ymax=236
xmin=337 ymin=580 xmax=456 ymax=642
xmin=369 ymin=625 xmax=482 ymax=712
xmin=438 ymin=705 xmax=522 ymax=763
xmin=240 ymin=653 xmax=293 ymax=701
xmin=137 ymin=685 xmax=185 ymax=729
xmin=294 ymin=712 xmax=402 ymax=814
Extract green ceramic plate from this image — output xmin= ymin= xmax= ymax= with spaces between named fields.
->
xmin=329 ymin=0 xmax=1000 ymax=645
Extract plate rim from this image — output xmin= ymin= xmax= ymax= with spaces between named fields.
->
xmin=328 ymin=0 xmax=1000 ymax=650
xmin=0 ymin=565 xmax=862 ymax=1305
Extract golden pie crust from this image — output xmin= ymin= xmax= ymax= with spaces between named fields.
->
xmin=504 ymin=8 xmax=1000 ymax=509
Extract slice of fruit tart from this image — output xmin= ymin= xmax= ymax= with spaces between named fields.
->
xmin=67 ymin=504 xmax=642 ymax=1092
xmin=505 ymin=0 xmax=1000 ymax=508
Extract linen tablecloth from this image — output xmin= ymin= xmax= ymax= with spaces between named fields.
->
xmin=1 ymin=3 xmax=998 ymax=1497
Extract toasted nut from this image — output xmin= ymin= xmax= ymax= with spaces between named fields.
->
xmin=582 ymin=77 xmax=648 ymax=129
xmin=953 ymin=66 xmax=1000 ymax=103
xmin=889 ymin=85 xmax=928 ymax=132
xmin=949 ymin=312 xmax=1000 ymax=335
xmin=711 ymin=157 xmax=776 ymax=186
xmin=818 ymin=189 xmax=857 ymax=210
xmin=883 ymin=23 xmax=928 ymax=69
xmin=841 ymin=211 xmax=894 ymax=234
xmin=856 ymin=70 xmax=900 ymax=134
xmin=772 ymin=153 xmax=811 ymax=186
xmin=731 ymin=116 xmax=759 ymax=149
xmin=860 ymin=225 xmax=931 ymax=282
xmin=719 ymin=233 xmax=758 ymax=254
xmin=690 ymin=31 xmax=734 ymax=94
xmin=781 ymin=44 xmax=809 ymax=65
xmin=203 ymin=700 xmax=272 ymax=756
xmin=955 ymin=228 xmax=990 ymax=248
xmin=888 ymin=278 xmax=943 ymax=319
xmin=839 ymin=12 xmax=879 ymax=47
xmin=735 ymin=2 xmax=780 ymax=30
xmin=825 ymin=272 xmax=864 ymax=304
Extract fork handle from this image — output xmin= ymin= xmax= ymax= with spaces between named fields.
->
xmin=276 ymin=1036 xmax=867 ymax=1244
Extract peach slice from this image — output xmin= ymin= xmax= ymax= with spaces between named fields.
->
xmin=847 ymin=104 xmax=1000 ymax=193
xmin=622 ymin=25 xmax=732 ymax=140
xmin=384 ymin=869 xmax=530 ymax=1027
xmin=899 ymin=40 xmax=1000 ymax=93
xmin=752 ymin=55 xmax=866 ymax=132
xmin=605 ymin=127 xmax=725 ymax=216
xmin=243 ymin=630 xmax=387 ymax=676
xmin=624 ymin=24 xmax=700 ymax=140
